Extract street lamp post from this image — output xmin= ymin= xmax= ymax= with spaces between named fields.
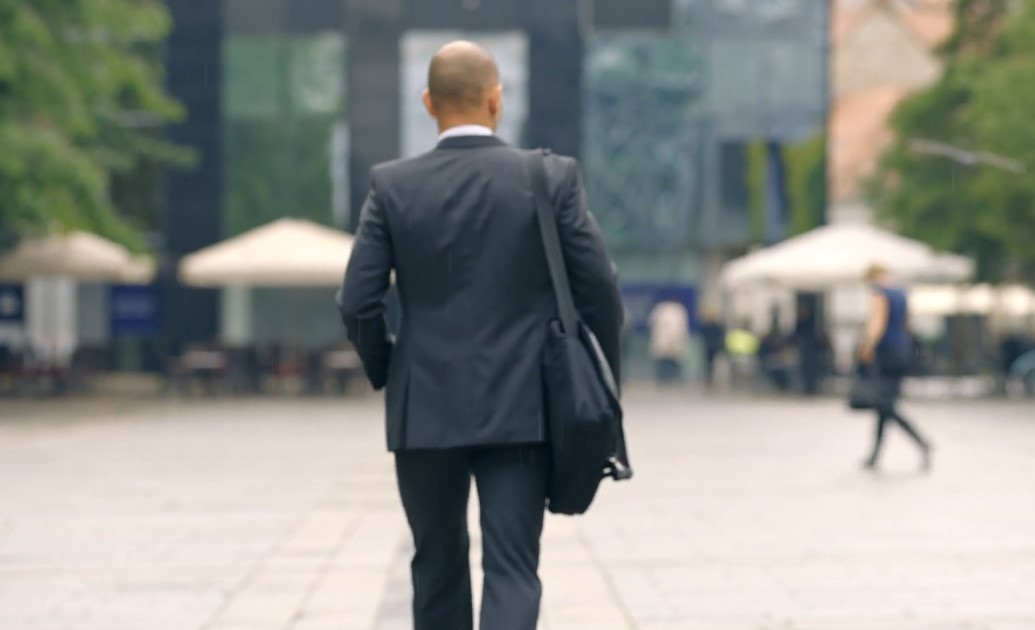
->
xmin=908 ymin=138 xmax=1027 ymax=175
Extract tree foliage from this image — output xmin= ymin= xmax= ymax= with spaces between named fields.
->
xmin=0 ymin=0 xmax=187 ymax=253
xmin=870 ymin=0 xmax=1035 ymax=282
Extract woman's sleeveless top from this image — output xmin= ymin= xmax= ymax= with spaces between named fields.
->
xmin=876 ymin=284 xmax=910 ymax=374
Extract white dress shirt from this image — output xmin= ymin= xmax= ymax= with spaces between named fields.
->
xmin=438 ymin=124 xmax=494 ymax=142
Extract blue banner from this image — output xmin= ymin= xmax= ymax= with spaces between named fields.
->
xmin=0 ymin=285 xmax=25 ymax=324
xmin=110 ymin=285 xmax=160 ymax=336
xmin=621 ymin=284 xmax=698 ymax=334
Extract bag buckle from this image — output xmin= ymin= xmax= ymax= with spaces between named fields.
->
xmin=604 ymin=456 xmax=634 ymax=481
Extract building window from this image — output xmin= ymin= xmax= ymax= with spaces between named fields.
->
xmin=223 ymin=31 xmax=347 ymax=235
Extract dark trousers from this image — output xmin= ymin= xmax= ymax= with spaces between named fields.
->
xmin=655 ymin=358 xmax=683 ymax=385
xmin=867 ymin=377 xmax=930 ymax=463
xmin=800 ymin=354 xmax=822 ymax=396
xmin=395 ymin=444 xmax=549 ymax=630
xmin=703 ymin=349 xmax=721 ymax=387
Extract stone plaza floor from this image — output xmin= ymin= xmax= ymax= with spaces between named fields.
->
xmin=1 ymin=393 xmax=1034 ymax=629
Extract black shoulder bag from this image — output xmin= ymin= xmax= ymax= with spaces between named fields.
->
xmin=848 ymin=361 xmax=893 ymax=411
xmin=526 ymin=150 xmax=632 ymax=516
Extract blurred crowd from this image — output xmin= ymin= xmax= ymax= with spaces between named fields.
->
xmin=643 ymin=300 xmax=1035 ymax=397
xmin=0 ymin=340 xmax=364 ymax=398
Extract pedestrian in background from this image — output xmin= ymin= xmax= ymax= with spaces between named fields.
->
xmin=758 ymin=326 xmax=792 ymax=392
xmin=649 ymin=300 xmax=689 ymax=386
xmin=793 ymin=302 xmax=826 ymax=396
xmin=698 ymin=307 xmax=727 ymax=388
xmin=859 ymin=264 xmax=933 ymax=472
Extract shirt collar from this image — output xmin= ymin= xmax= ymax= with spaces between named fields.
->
xmin=438 ymin=124 xmax=494 ymax=142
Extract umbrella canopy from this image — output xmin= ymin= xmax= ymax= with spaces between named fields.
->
xmin=121 ymin=256 xmax=157 ymax=285
xmin=721 ymin=223 xmax=974 ymax=290
xmin=179 ymin=218 xmax=354 ymax=287
xmin=0 ymin=231 xmax=154 ymax=284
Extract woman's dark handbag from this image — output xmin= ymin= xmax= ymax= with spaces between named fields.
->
xmin=527 ymin=150 xmax=632 ymax=516
xmin=848 ymin=364 xmax=890 ymax=411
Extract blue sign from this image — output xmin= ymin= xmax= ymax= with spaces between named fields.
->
xmin=0 ymin=285 xmax=25 ymax=324
xmin=110 ymin=285 xmax=160 ymax=336
xmin=621 ymin=283 xmax=698 ymax=334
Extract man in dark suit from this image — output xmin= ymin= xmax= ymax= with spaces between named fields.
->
xmin=337 ymin=41 xmax=622 ymax=630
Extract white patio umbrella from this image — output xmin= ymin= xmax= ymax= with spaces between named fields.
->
xmin=179 ymin=218 xmax=354 ymax=287
xmin=121 ymin=256 xmax=157 ymax=285
xmin=0 ymin=231 xmax=154 ymax=284
xmin=720 ymin=223 xmax=974 ymax=290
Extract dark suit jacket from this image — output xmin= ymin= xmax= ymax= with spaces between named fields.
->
xmin=338 ymin=135 xmax=623 ymax=451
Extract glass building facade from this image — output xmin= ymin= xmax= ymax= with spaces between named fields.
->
xmin=162 ymin=0 xmax=828 ymax=353
xmin=586 ymin=3 xmax=828 ymax=244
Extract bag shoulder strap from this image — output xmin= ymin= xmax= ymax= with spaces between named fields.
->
xmin=527 ymin=151 xmax=633 ymax=477
xmin=526 ymin=149 xmax=579 ymax=335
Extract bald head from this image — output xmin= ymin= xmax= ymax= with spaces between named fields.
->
xmin=427 ymin=41 xmax=499 ymax=110
xmin=423 ymin=41 xmax=503 ymax=132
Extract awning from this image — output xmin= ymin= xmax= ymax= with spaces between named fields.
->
xmin=0 ymin=232 xmax=154 ymax=284
xmin=721 ymin=223 xmax=974 ymax=290
xmin=179 ymin=218 xmax=354 ymax=287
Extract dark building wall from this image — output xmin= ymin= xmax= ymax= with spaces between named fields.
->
xmin=346 ymin=0 xmax=403 ymax=233
xmin=162 ymin=0 xmax=224 ymax=348
xmin=525 ymin=0 xmax=582 ymax=159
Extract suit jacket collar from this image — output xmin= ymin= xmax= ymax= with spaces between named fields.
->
xmin=435 ymin=135 xmax=508 ymax=150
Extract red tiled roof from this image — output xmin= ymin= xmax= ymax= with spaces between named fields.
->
xmin=833 ymin=0 xmax=954 ymax=48
xmin=829 ymin=1 xmax=954 ymax=201
xmin=830 ymin=86 xmax=910 ymax=201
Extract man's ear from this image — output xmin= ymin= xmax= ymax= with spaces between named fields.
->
xmin=488 ymin=84 xmax=503 ymax=120
xmin=422 ymin=89 xmax=436 ymax=119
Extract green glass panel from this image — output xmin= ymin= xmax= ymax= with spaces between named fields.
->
xmin=223 ymin=33 xmax=347 ymax=236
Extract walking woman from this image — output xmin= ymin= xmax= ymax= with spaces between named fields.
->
xmin=859 ymin=264 xmax=933 ymax=471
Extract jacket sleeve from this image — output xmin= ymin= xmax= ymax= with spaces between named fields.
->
xmin=554 ymin=157 xmax=624 ymax=385
xmin=336 ymin=174 xmax=394 ymax=390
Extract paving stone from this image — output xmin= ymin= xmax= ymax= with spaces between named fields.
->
xmin=1 ymin=395 xmax=1034 ymax=628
